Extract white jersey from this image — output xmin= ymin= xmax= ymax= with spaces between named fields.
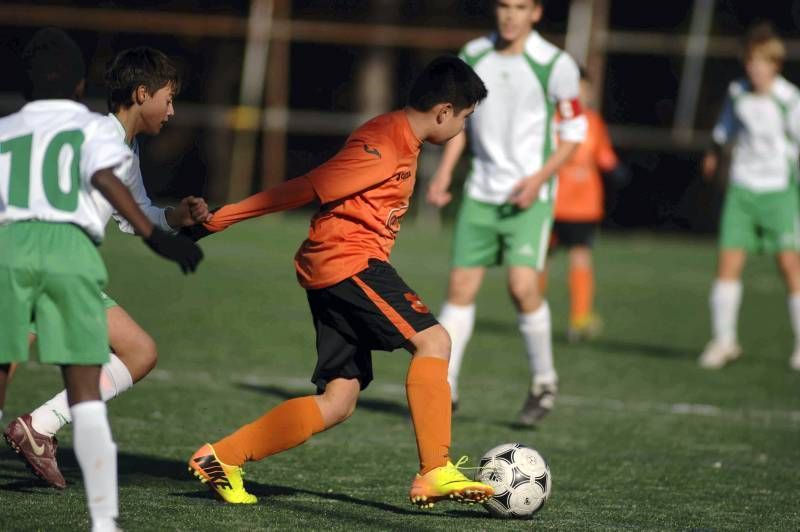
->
xmin=103 ymin=114 xmax=175 ymax=235
xmin=460 ymin=31 xmax=587 ymax=205
xmin=713 ymin=76 xmax=800 ymax=193
xmin=0 ymin=100 xmax=131 ymax=243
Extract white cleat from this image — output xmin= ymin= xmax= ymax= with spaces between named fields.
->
xmin=790 ymin=349 xmax=800 ymax=371
xmin=698 ymin=340 xmax=742 ymax=369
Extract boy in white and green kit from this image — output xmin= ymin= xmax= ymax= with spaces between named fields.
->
xmin=426 ymin=0 xmax=586 ymax=425
xmin=0 ymin=29 xmax=202 ymax=531
xmin=700 ymin=23 xmax=800 ymax=371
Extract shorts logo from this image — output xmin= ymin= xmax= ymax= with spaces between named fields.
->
xmin=404 ymin=292 xmax=429 ymax=314
xmin=517 ymin=243 xmax=535 ymax=256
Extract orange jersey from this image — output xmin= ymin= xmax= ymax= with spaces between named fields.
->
xmin=295 ymin=111 xmax=422 ymax=289
xmin=554 ymin=109 xmax=618 ymax=222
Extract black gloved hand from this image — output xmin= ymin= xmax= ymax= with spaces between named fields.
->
xmin=145 ymin=227 xmax=204 ymax=274
xmin=180 ymin=223 xmax=214 ymax=242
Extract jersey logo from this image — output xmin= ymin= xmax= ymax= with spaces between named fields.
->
xmin=363 ymin=144 xmax=381 ymax=158
xmin=404 ymin=292 xmax=430 ymax=314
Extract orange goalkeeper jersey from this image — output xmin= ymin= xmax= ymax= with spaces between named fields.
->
xmin=554 ymin=109 xmax=618 ymax=222
xmin=295 ymin=111 xmax=422 ymax=289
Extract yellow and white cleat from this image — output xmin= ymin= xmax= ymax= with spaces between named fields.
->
xmin=188 ymin=443 xmax=257 ymax=504
xmin=409 ymin=456 xmax=494 ymax=509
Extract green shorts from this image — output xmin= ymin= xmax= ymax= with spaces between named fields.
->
xmin=452 ymin=196 xmax=553 ymax=270
xmin=720 ymin=184 xmax=800 ymax=253
xmin=0 ymin=222 xmax=109 ymax=365
xmin=28 ymin=290 xmax=118 ymax=335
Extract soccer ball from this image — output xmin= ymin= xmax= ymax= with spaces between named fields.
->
xmin=477 ymin=443 xmax=551 ymax=519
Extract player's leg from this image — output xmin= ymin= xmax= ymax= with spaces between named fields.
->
xmin=440 ymin=197 xmax=498 ymax=406
xmin=504 ymin=202 xmax=557 ymax=425
xmin=62 ymin=365 xmax=118 ymax=532
xmin=700 ymin=249 xmax=746 ymax=368
xmin=562 ymin=223 xmax=601 ymax=342
xmin=405 ymin=325 xmax=493 ymax=507
xmin=440 ymin=267 xmax=483 ymax=407
xmin=701 ymin=187 xmax=752 ymax=368
xmin=26 ymin=302 xmax=151 ymax=441
xmin=779 ymin=251 xmax=800 ymax=370
xmin=31 ymin=223 xmax=118 ymax=530
xmin=188 ymin=296 xmax=364 ymax=504
xmin=762 ymin=187 xmax=800 ymax=369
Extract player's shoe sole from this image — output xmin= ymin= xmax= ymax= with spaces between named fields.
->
xmin=188 ymin=443 xmax=257 ymax=504
xmin=3 ymin=414 xmax=66 ymax=489
xmin=409 ymin=458 xmax=494 ymax=509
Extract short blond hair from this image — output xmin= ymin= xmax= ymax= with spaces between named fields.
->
xmin=744 ymin=23 xmax=785 ymax=68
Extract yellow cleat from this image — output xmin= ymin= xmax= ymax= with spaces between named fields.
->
xmin=409 ymin=456 xmax=494 ymax=509
xmin=567 ymin=313 xmax=603 ymax=343
xmin=188 ymin=443 xmax=257 ymax=504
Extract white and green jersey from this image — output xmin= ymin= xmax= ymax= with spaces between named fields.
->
xmin=104 ymin=114 xmax=175 ymax=235
xmin=459 ymin=31 xmax=587 ymax=205
xmin=0 ymin=100 xmax=131 ymax=243
xmin=713 ymin=76 xmax=800 ymax=193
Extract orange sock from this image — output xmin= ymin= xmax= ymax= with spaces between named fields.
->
xmin=406 ymin=356 xmax=450 ymax=474
xmin=214 ymin=396 xmax=324 ymax=466
xmin=569 ymin=265 xmax=594 ymax=322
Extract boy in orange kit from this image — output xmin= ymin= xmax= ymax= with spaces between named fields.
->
xmin=550 ymin=69 xmax=623 ymax=341
xmin=185 ymin=56 xmax=494 ymax=508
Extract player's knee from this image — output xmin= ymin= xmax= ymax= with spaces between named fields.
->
xmin=508 ymin=276 xmax=535 ymax=303
xmin=114 ymin=332 xmax=158 ymax=378
xmin=420 ymin=325 xmax=452 ymax=360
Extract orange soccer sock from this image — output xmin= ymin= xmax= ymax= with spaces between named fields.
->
xmin=406 ymin=356 xmax=451 ymax=474
xmin=569 ymin=265 xmax=594 ymax=322
xmin=213 ymin=396 xmax=325 ymax=467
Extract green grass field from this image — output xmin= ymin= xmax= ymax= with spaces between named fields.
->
xmin=3 ymin=215 xmax=799 ymax=530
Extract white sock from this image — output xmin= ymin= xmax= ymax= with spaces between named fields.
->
xmin=519 ymin=302 xmax=558 ymax=387
xmin=0 ymin=409 xmax=3 ymax=422
xmin=438 ymin=302 xmax=475 ymax=402
xmin=71 ymin=401 xmax=118 ymax=527
xmin=788 ymin=293 xmax=800 ymax=351
xmin=710 ymin=280 xmax=742 ymax=347
xmin=31 ymin=353 xmax=133 ymax=437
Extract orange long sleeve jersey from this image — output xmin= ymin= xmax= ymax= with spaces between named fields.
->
xmin=204 ymin=110 xmax=423 ymax=289
xmin=554 ymin=109 xmax=618 ymax=222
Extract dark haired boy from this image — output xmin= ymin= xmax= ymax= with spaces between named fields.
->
xmin=0 ymin=29 xmax=202 ymax=531
xmin=4 ymin=46 xmax=210 ymax=490
xmin=186 ymin=55 xmax=494 ymax=508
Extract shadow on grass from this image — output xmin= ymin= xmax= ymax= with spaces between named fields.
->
xmin=236 ymin=382 xmax=410 ymax=418
xmin=557 ymin=336 xmax=693 ymax=359
xmin=476 ymin=316 xmax=692 ymax=359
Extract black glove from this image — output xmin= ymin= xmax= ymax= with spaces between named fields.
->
xmin=180 ymin=223 xmax=214 ymax=242
xmin=145 ymin=227 xmax=204 ymax=274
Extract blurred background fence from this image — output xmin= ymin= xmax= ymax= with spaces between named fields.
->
xmin=2 ymin=0 xmax=800 ymax=232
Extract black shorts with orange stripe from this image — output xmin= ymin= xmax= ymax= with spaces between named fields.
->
xmin=306 ymin=259 xmax=439 ymax=392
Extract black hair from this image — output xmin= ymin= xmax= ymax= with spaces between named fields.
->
xmin=407 ymin=55 xmax=488 ymax=113
xmin=105 ymin=47 xmax=181 ymax=113
xmin=22 ymin=28 xmax=86 ymax=101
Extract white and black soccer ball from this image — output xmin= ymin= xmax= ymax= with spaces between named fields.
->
xmin=478 ymin=442 xmax=551 ymax=519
